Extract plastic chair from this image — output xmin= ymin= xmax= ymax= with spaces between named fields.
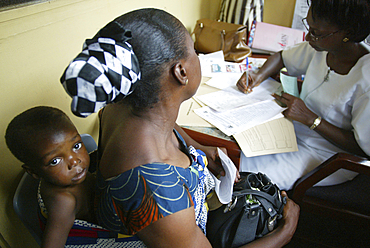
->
xmin=13 ymin=134 xmax=98 ymax=246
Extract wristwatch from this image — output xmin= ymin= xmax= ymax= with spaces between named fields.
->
xmin=310 ymin=116 xmax=322 ymax=130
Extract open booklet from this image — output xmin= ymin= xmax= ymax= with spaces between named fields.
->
xmin=234 ymin=117 xmax=298 ymax=157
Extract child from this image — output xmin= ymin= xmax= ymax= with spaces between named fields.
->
xmin=5 ymin=106 xmax=96 ymax=248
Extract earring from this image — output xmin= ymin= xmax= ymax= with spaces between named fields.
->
xmin=185 ymin=79 xmax=189 ymax=85
xmin=343 ymin=37 xmax=349 ymax=42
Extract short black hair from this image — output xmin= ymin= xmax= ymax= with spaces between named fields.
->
xmin=5 ymin=106 xmax=73 ymax=165
xmin=97 ymin=8 xmax=189 ymax=111
xmin=308 ymin=0 xmax=370 ymax=42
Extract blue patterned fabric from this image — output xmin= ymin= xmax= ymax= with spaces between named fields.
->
xmin=38 ymin=182 xmax=144 ymax=247
xmin=95 ymin=130 xmax=215 ymax=243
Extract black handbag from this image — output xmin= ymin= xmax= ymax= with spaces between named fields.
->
xmin=206 ymin=172 xmax=286 ymax=248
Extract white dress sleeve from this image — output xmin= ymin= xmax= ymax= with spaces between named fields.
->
xmin=282 ymin=41 xmax=318 ymax=77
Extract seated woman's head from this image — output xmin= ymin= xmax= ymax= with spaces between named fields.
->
xmin=308 ymin=0 xmax=370 ymax=42
xmin=5 ymin=106 xmax=90 ymax=186
xmin=61 ymin=8 xmax=200 ymax=117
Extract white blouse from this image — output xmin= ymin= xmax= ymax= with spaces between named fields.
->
xmin=283 ymin=41 xmax=370 ymax=156
xmin=240 ymin=41 xmax=370 ymax=190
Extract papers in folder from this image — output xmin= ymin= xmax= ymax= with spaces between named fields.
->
xmin=177 ymin=52 xmax=298 ymax=157
xmin=194 ymin=78 xmax=285 ymax=136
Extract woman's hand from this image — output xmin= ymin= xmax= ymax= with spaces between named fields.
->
xmin=277 ymin=191 xmax=300 ymax=242
xmin=237 ymin=51 xmax=285 ymax=94
xmin=272 ymin=93 xmax=368 ymax=157
xmin=202 ymin=146 xmax=225 ymax=176
xmin=201 ymin=146 xmax=240 ymax=182
xmin=239 ymin=191 xmax=299 ymax=248
xmin=236 ymin=71 xmax=262 ymax=94
xmin=272 ymin=92 xmax=317 ymax=126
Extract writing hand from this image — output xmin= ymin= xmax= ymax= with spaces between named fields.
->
xmin=236 ymin=71 xmax=261 ymax=94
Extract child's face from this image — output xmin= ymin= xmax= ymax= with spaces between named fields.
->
xmin=32 ymin=126 xmax=90 ymax=187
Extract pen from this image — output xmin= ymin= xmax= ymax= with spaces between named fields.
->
xmin=245 ymin=58 xmax=249 ymax=94
xmin=187 ymin=102 xmax=193 ymax=115
xmin=246 ymin=57 xmax=248 ymax=86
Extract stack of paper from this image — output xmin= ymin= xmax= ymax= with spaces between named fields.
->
xmin=177 ymin=52 xmax=298 ymax=157
xmin=194 ymin=80 xmax=285 ymax=136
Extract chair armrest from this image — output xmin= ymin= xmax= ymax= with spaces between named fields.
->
xmin=292 ymin=152 xmax=370 ymax=203
xmin=182 ymin=127 xmax=241 ymax=169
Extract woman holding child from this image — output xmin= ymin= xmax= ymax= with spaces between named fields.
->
xmin=61 ymin=8 xmax=299 ymax=247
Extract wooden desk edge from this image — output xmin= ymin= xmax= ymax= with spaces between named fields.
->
xmin=182 ymin=127 xmax=241 ymax=169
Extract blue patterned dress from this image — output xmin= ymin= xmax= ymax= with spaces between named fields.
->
xmin=95 ymin=130 xmax=215 ymax=246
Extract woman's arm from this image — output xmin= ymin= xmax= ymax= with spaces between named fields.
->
xmin=137 ymin=207 xmax=213 ymax=248
xmin=274 ymin=93 xmax=368 ymax=157
xmin=237 ymin=51 xmax=285 ymax=93
xmin=137 ymin=192 xmax=299 ymax=248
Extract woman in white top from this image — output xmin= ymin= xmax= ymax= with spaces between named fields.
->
xmin=237 ymin=0 xmax=370 ymax=190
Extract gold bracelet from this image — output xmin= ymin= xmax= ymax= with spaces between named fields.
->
xmin=310 ymin=116 xmax=322 ymax=130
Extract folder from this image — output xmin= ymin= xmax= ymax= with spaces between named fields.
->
xmin=248 ymin=21 xmax=305 ymax=54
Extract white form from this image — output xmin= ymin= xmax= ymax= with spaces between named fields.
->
xmin=196 ymin=78 xmax=281 ymax=112
xmin=204 ymin=73 xmax=244 ymax=89
xmin=194 ymin=100 xmax=285 ymax=136
xmin=209 ymin=148 xmax=237 ymax=204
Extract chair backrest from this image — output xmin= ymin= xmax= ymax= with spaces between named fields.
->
xmin=13 ymin=134 xmax=97 ymax=246
xmin=13 ymin=172 xmax=42 ymax=245
xmin=80 ymin=133 xmax=98 ymax=154
xmin=292 ymin=152 xmax=370 ymax=225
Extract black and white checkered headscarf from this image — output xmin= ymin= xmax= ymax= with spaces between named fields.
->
xmin=61 ymin=23 xmax=141 ymax=117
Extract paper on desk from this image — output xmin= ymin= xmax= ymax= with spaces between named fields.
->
xmin=205 ymin=73 xmax=244 ymax=89
xmin=196 ymin=89 xmax=258 ymax=111
xmin=176 ymin=77 xmax=218 ymax=127
xmin=196 ymin=79 xmax=281 ymax=112
xmin=177 ymin=98 xmax=212 ymax=127
xmin=194 ymin=100 xmax=286 ymax=136
xmin=198 ymin=51 xmax=225 ymax=77
xmin=209 ymin=148 xmax=237 ymax=204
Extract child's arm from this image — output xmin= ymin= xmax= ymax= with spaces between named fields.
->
xmin=41 ymin=192 xmax=77 ymax=248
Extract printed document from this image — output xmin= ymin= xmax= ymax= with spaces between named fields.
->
xmin=210 ymin=148 xmax=237 ymax=204
xmin=196 ymin=78 xmax=281 ymax=112
xmin=194 ymin=101 xmax=285 ymax=136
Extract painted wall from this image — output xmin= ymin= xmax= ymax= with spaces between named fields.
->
xmin=0 ymin=0 xmax=295 ymax=247
xmin=264 ymin=0 xmax=297 ymax=27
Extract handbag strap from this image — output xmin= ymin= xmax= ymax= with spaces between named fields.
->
xmin=220 ymin=30 xmax=226 ymax=51
xmin=233 ymin=189 xmax=284 ymax=217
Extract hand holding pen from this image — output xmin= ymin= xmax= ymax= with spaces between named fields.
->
xmin=236 ymin=70 xmax=263 ymax=94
